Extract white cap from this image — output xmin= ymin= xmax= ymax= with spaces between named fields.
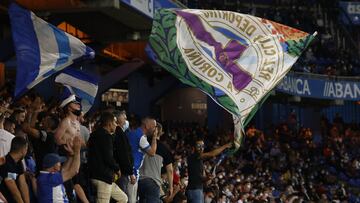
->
xmin=59 ymin=94 xmax=79 ymax=108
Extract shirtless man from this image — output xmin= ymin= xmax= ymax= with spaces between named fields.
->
xmin=54 ymin=95 xmax=82 ymax=148
xmin=55 ymin=94 xmax=89 ymax=202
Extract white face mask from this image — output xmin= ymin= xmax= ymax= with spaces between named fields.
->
xmin=205 ymin=197 xmax=213 ymax=203
xmin=122 ymin=120 xmax=129 ymax=131
xmin=183 ymin=178 xmax=188 ymax=186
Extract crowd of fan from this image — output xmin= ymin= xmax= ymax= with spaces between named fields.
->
xmin=164 ymin=114 xmax=360 ymax=202
xmin=0 ymin=88 xmax=359 ymax=203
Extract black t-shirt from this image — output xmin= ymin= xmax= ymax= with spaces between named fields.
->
xmin=187 ymin=152 xmax=203 ymax=190
xmin=113 ymin=127 xmax=134 ymax=176
xmin=157 ymin=142 xmax=174 ymax=174
xmin=0 ymin=154 xmax=25 ymax=203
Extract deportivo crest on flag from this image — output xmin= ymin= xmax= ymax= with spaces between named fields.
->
xmin=55 ymin=67 xmax=99 ymax=113
xmin=146 ymin=9 xmax=315 ymax=148
xmin=8 ymin=3 xmax=95 ymax=98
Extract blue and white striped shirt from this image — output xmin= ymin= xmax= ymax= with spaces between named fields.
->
xmin=37 ymin=171 xmax=69 ymax=203
xmin=127 ymin=127 xmax=150 ymax=177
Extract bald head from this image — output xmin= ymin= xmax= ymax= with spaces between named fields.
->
xmin=141 ymin=117 xmax=156 ymax=136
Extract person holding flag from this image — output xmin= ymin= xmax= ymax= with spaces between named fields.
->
xmin=186 ymin=138 xmax=231 ymax=203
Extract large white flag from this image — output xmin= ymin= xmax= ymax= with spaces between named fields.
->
xmin=146 ymin=9 xmax=315 ymax=148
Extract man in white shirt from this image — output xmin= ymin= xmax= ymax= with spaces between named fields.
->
xmin=0 ymin=118 xmax=16 ymax=157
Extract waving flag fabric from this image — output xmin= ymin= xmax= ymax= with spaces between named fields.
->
xmin=146 ymin=9 xmax=315 ymax=148
xmin=55 ymin=67 xmax=99 ymax=113
xmin=8 ymin=3 xmax=95 ymax=98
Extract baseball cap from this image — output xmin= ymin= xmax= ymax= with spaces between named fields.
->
xmin=59 ymin=94 xmax=80 ymax=108
xmin=42 ymin=153 xmax=67 ymax=169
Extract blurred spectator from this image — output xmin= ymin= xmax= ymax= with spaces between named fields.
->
xmin=36 ymin=136 xmax=81 ymax=203
xmin=127 ymin=117 xmax=158 ymax=203
xmin=74 ymin=112 xmax=90 ymax=203
xmin=138 ymin=123 xmax=173 ymax=202
xmin=186 ymin=137 xmax=231 ymax=203
xmin=0 ymin=116 xmax=15 ymax=157
xmin=113 ymin=110 xmax=135 ymax=195
xmin=0 ymin=137 xmax=29 ymax=203
xmin=22 ymin=99 xmax=59 ymax=173
xmin=88 ymin=112 xmax=127 ymax=203
xmin=172 ymin=189 xmax=187 ymax=203
xmin=4 ymin=118 xmax=16 ymax=135
xmin=11 ymin=108 xmax=26 ymax=137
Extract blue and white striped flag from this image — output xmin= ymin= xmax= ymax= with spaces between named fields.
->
xmin=8 ymin=3 xmax=95 ymax=98
xmin=55 ymin=67 xmax=99 ymax=113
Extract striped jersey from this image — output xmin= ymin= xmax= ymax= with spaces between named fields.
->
xmin=37 ymin=171 xmax=69 ymax=203
xmin=127 ymin=127 xmax=150 ymax=177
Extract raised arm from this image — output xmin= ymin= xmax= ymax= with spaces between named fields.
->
xmin=22 ymin=122 xmax=40 ymax=139
xmin=201 ymin=142 xmax=232 ymax=159
xmin=61 ymin=136 xmax=81 ymax=182
xmin=22 ymin=108 xmax=40 ymax=139
xmin=144 ymin=135 xmax=157 ymax=156
xmin=21 ymin=101 xmax=41 ymax=139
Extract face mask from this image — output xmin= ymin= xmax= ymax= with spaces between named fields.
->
xmin=72 ymin=109 xmax=82 ymax=116
xmin=122 ymin=120 xmax=129 ymax=131
xmin=205 ymin=197 xmax=213 ymax=203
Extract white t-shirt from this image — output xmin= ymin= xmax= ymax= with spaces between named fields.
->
xmin=0 ymin=129 xmax=15 ymax=157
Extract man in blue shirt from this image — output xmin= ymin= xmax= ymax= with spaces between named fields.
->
xmin=37 ymin=136 xmax=81 ymax=203
xmin=127 ymin=117 xmax=157 ymax=203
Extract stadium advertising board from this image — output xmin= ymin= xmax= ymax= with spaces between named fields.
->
xmin=277 ymin=73 xmax=360 ymax=100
